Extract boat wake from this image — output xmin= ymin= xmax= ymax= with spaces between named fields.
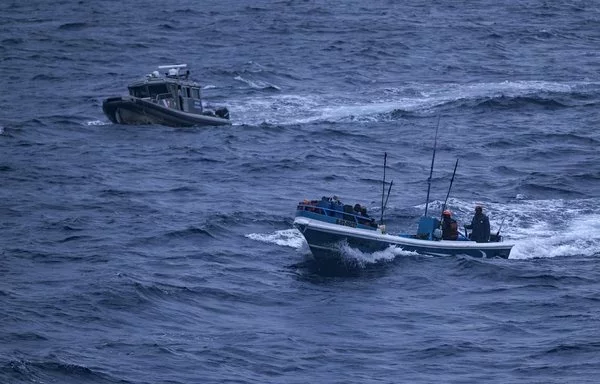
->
xmin=234 ymin=75 xmax=281 ymax=91
xmin=509 ymin=214 xmax=600 ymax=259
xmin=232 ymin=80 xmax=600 ymax=126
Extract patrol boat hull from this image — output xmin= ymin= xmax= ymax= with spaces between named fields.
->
xmin=102 ymin=96 xmax=230 ymax=127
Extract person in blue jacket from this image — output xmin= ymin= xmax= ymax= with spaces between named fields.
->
xmin=465 ymin=205 xmax=490 ymax=243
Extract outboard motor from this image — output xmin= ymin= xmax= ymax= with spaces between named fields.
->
xmin=489 ymin=233 xmax=502 ymax=243
xmin=215 ymin=107 xmax=230 ymax=120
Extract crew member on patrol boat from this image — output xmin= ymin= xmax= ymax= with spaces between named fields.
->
xmin=441 ymin=209 xmax=458 ymax=240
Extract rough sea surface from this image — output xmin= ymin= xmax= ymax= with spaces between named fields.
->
xmin=2 ymin=1 xmax=600 ymax=383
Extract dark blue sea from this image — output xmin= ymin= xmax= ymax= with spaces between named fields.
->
xmin=2 ymin=1 xmax=600 ymax=383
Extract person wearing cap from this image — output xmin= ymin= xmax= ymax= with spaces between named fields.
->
xmin=441 ymin=209 xmax=458 ymax=240
xmin=465 ymin=205 xmax=490 ymax=243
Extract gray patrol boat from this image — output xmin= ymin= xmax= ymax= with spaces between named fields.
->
xmin=102 ymin=64 xmax=230 ymax=127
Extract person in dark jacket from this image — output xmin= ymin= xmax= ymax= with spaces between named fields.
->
xmin=441 ymin=210 xmax=458 ymax=240
xmin=465 ymin=205 xmax=490 ymax=243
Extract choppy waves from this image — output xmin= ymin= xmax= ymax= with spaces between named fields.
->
xmin=3 ymin=0 xmax=600 ymax=383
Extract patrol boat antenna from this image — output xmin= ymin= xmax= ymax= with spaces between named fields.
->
xmin=158 ymin=64 xmax=188 ymax=69
xmin=158 ymin=64 xmax=189 ymax=79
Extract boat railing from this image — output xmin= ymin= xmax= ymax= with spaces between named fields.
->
xmin=151 ymin=93 xmax=176 ymax=107
xmin=154 ymin=93 xmax=173 ymax=101
xmin=296 ymin=202 xmax=376 ymax=227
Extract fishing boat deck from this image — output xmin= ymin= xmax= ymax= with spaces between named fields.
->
xmin=296 ymin=199 xmax=378 ymax=230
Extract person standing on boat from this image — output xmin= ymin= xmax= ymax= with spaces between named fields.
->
xmin=441 ymin=210 xmax=459 ymax=240
xmin=465 ymin=205 xmax=491 ymax=243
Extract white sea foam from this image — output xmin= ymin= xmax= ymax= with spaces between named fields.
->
xmin=85 ymin=120 xmax=110 ymax=126
xmin=339 ymin=243 xmax=419 ymax=267
xmin=338 ymin=243 xmax=393 ymax=267
xmin=509 ymin=214 xmax=600 ymax=259
xmin=231 ymin=80 xmax=588 ymax=126
xmin=234 ymin=75 xmax=281 ymax=91
xmin=245 ymin=228 xmax=305 ymax=249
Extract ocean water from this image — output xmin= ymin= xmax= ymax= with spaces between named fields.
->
xmin=2 ymin=1 xmax=600 ymax=383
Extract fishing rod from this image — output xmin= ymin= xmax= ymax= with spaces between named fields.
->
xmin=381 ymin=180 xmax=394 ymax=224
xmin=424 ymin=115 xmax=441 ymax=217
xmin=441 ymin=158 xmax=459 ymax=213
xmin=380 ymin=152 xmax=387 ymax=224
xmin=496 ymin=217 xmax=506 ymax=236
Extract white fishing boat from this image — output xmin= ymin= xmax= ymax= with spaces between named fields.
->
xmin=293 ymin=121 xmax=513 ymax=263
